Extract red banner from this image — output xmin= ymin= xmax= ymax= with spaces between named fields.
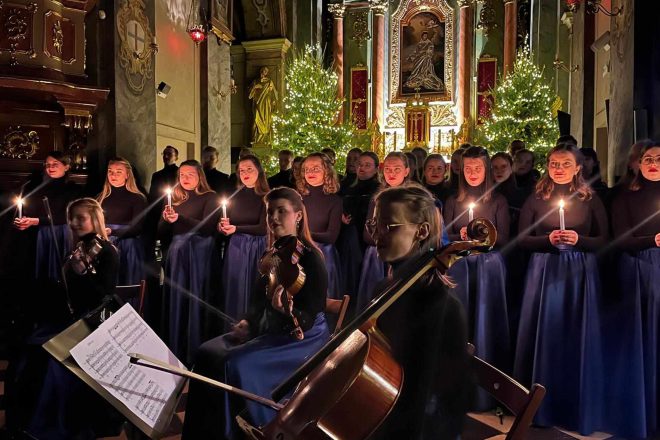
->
xmin=477 ymin=56 xmax=497 ymax=124
xmin=350 ymin=66 xmax=368 ymax=130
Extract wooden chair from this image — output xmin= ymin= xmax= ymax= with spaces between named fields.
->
xmin=325 ymin=295 xmax=350 ymax=336
xmin=468 ymin=344 xmax=546 ymax=440
xmin=115 ymin=280 xmax=147 ymax=316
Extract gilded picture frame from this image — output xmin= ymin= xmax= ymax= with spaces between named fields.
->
xmin=211 ymin=0 xmax=234 ymax=44
xmin=391 ymin=0 xmax=454 ymax=104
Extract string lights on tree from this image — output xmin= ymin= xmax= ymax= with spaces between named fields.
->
xmin=270 ymin=44 xmax=355 ymax=174
xmin=475 ymin=45 xmax=560 ymax=158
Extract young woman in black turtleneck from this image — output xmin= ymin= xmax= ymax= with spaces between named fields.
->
xmin=182 ymin=187 xmax=331 ymax=440
xmin=356 ymin=152 xmax=411 ymax=312
xmin=443 ymin=147 xmax=511 ymax=404
xmin=609 ymin=143 xmax=660 ymax=438
xmin=98 ymin=157 xmax=147 ymax=287
xmin=13 ymin=152 xmax=80 ymax=285
xmin=159 ymin=160 xmax=220 ymax=364
xmin=218 ymin=154 xmax=269 ymax=325
xmin=513 ymin=144 xmax=608 ymax=435
xmin=339 ymin=147 xmax=362 ymax=192
xmin=297 ymin=152 xmax=343 ymax=299
xmin=422 ymin=153 xmax=452 ymax=204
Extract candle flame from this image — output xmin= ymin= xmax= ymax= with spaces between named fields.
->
xmin=469 ymin=203 xmax=475 ymax=209
xmin=165 ymin=187 xmax=172 ymax=195
xmin=16 ymin=197 xmax=23 ymax=206
xmin=559 ymin=199 xmax=565 ymax=209
xmin=221 ymin=199 xmax=227 ymax=207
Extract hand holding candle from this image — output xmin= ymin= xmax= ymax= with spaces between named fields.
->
xmin=559 ymin=199 xmax=566 ymax=231
xmin=468 ymin=202 xmax=475 ymax=222
xmin=165 ymin=187 xmax=172 ymax=208
xmin=221 ymin=199 xmax=228 ymax=219
xmin=16 ymin=197 xmax=23 ymax=218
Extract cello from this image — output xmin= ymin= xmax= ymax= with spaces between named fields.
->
xmin=132 ymin=218 xmax=495 ymax=439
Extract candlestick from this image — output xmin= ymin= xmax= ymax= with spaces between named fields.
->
xmin=468 ymin=202 xmax=475 ymax=222
xmin=221 ymin=199 xmax=227 ymax=219
xmin=559 ymin=199 xmax=565 ymax=231
xmin=16 ymin=197 xmax=23 ymax=218
xmin=165 ymin=187 xmax=172 ymax=208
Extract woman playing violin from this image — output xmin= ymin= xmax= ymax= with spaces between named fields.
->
xmin=182 ymin=187 xmax=331 ymax=440
xmin=367 ymin=185 xmax=471 ymax=439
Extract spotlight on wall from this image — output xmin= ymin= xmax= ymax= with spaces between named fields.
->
xmin=157 ymin=82 xmax=172 ymax=98
xmin=591 ymin=31 xmax=611 ymax=53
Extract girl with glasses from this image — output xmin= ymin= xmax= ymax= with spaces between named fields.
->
xmin=514 ymin=144 xmax=609 ymax=435
xmin=443 ymin=146 xmax=511 ymax=409
xmin=295 ymin=152 xmax=343 ymax=299
xmin=218 ymin=154 xmax=269 ymax=327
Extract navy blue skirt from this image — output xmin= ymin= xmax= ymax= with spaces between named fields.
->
xmin=449 ymin=251 xmax=511 ymax=382
xmin=316 ymin=242 xmax=343 ymax=299
xmin=335 ymin=224 xmax=363 ymax=297
xmin=514 ymin=250 xmax=605 ymax=434
xmin=35 ymin=224 xmax=72 ymax=282
xmin=356 ymin=245 xmax=386 ymax=312
xmin=182 ymin=313 xmax=331 ymax=439
xmin=107 ymin=224 xmax=145 ymax=287
xmin=164 ymin=233 xmax=221 ymax=365
xmin=222 ymin=233 xmax=266 ymax=323
xmin=601 ymin=248 xmax=660 ymax=438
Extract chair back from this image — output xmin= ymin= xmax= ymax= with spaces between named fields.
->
xmin=115 ymin=280 xmax=147 ymax=316
xmin=470 ymin=348 xmax=546 ymax=440
xmin=325 ymin=295 xmax=350 ymax=336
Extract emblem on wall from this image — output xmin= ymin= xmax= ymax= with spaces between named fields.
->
xmin=0 ymin=126 xmax=40 ymax=159
xmin=117 ymin=0 xmax=157 ymax=94
xmin=0 ymin=2 xmax=38 ymax=65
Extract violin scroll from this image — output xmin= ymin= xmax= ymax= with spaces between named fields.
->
xmin=67 ymin=235 xmax=104 ymax=275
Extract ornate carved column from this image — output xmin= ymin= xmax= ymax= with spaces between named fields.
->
xmin=329 ymin=3 xmax=346 ymax=123
xmin=503 ymin=0 xmax=517 ymax=74
xmin=371 ymin=0 xmax=387 ymax=128
xmin=458 ymin=0 xmax=475 ymax=128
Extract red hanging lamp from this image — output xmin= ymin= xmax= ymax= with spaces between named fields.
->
xmin=186 ymin=0 xmax=207 ymax=45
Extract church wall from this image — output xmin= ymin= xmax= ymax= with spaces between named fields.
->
xmin=593 ymin=10 xmax=611 ymax=174
xmin=342 ymin=7 xmax=370 ymax=124
xmin=230 ymin=44 xmax=248 ymax=151
xmin=155 ymin=0 xmax=201 ymax=167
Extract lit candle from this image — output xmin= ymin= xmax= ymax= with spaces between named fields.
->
xmin=221 ymin=199 xmax=227 ymax=219
xmin=559 ymin=199 xmax=566 ymax=231
xmin=16 ymin=197 xmax=23 ymax=218
xmin=468 ymin=202 xmax=475 ymax=222
xmin=165 ymin=187 xmax=172 ymax=208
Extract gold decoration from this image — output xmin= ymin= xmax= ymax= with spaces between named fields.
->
xmin=1 ymin=2 xmax=38 ymax=65
xmin=350 ymin=10 xmax=370 ymax=48
xmin=1 ymin=126 xmax=40 ymax=159
xmin=52 ymin=20 xmax=63 ymax=54
xmin=117 ymin=0 xmax=158 ymax=94
xmin=370 ymin=0 xmax=388 ymax=15
xmin=476 ymin=0 xmax=497 ymax=37
xmin=390 ymin=0 xmax=454 ymax=104
xmin=328 ymin=3 xmax=346 ymax=18
xmin=551 ymin=96 xmax=562 ymax=117
xmin=252 ymin=0 xmax=270 ymax=33
xmin=248 ymin=66 xmax=278 ymax=147
xmin=385 ymin=103 xmax=456 ymax=128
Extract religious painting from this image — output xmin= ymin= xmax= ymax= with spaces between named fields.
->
xmin=211 ymin=0 xmax=234 ymax=43
xmin=391 ymin=0 xmax=454 ymax=104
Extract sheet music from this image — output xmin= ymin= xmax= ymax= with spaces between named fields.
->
xmin=70 ymin=304 xmax=185 ymax=429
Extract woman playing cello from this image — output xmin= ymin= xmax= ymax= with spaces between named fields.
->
xmin=182 ymin=187 xmax=331 ymax=439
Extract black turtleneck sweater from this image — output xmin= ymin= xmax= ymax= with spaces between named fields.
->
xmin=158 ymin=190 xmax=219 ymax=237
xmin=518 ymin=183 xmax=608 ymax=253
xmin=148 ymin=164 xmax=179 ymax=202
xmin=100 ymin=186 xmax=148 ymax=238
xmin=22 ymin=176 xmax=81 ymax=225
xmin=515 ymin=170 xmax=540 ymax=193
xmin=611 ymin=177 xmax=660 ymax=252
xmin=227 ymin=186 xmax=267 ymax=236
xmin=444 ymin=187 xmax=510 ymax=246
xmin=424 ymin=182 xmax=453 ymax=205
xmin=495 ymin=176 xmax=528 ymax=236
xmin=267 ymin=169 xmax=294 ymax=189
xmin=341 ymin=176 xmax=380 ymax=241
xmin=302 ymin=185 xmax=342 ymax=244
xmin=204 ymin=168 xmax=232 ymax=196
xmin=339 ymin=172 xmax=358 ymax=193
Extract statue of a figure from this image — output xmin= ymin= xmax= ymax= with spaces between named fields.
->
xmin=404 ymin=31 xmax=445 ymax=92
xmin=248 ymin=66 xmax=278 ymax=146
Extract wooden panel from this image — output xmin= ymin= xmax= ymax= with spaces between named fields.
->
xmin=0 ymin=2 xmax=37 ymax=54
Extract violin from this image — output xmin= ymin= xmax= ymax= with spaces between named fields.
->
xmin=258 ymin=235 xmax=307 ymax=340
xmin=66 ymin=234 xmax=104 ymax=275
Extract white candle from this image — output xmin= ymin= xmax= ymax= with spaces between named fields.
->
xmin=16 ymin=197 xmax=23 ymax=218
xmin=165 ymin=187 xmax=172 ymax=208
xmin=221 ymin=199 xmax=227 ymax=219
xmin=559 ymin=199 xmax=565 ymax=231
xmin=468 ymin=202 xmax=475 ymax=222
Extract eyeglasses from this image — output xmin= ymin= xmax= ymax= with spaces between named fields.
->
xmin=365 ymin=219 xmax=419 ymax=237
xmin=641 ymin=156 xmax=660 ymax=166
xmin=303 ymin=166 xmax=323 ymax=174
xmin=384 ymin=167 xmax=405 ymax=175
xmin=548 ymin=161 xmax=576 ymax=169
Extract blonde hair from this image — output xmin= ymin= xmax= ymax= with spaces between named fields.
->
xmin=97 ymin=157 xmax=145 ymax=204
xmin=172 ymin=160 xmax=214 ymax=205
xmin=296 ymin=152 xmax=340 ymax=195
xmin=535 ymin=144 xmax=592 ymax=201
xmin=382 ymin=152 xmax=411 ymax=189
xmin=67 ymin=198 xmax=109 ymax=241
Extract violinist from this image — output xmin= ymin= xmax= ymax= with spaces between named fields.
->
xmin=366 ymin=185 xmax=471 ymax=439
xmin=182 ymin=187 xmax=331 ymax=440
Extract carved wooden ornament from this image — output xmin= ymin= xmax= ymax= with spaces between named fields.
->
xmin=117 ymin=0 xmax=155 ymax=94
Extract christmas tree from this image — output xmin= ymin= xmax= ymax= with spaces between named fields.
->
xmin=269 ymin=44 xmax=354 ymax=174
xmin=476 ymin=46 xmax=559 ymax=158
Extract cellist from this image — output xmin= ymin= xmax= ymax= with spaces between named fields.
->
xmin=182 ymin=187 xmax=331 ymax=439
xmin=365 ymin=185 xmax=471 ymax=439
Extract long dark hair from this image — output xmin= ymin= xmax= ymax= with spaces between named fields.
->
xmin=535 ymin=144 xmax=592 ymax=201
xmin=457 ymin=146 xmax=493 ymax=203
xmin=237 ymin=154 xmax=270 ymax=196
xmin=264 ymin=187 xmax=321 ymax=255
xmin=382 ymin=152 xmax=411 ymax=189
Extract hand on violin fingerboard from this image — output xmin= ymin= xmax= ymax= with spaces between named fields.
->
xmin=271 ymin=285 xmax=286 ymax=313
